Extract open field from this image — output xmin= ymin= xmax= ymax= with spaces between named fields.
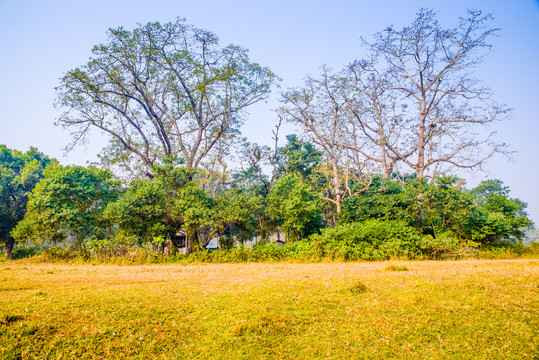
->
xmin=1 ymin=259 xmax=537 ymax=359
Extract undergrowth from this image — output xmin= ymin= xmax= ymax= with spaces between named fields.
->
xmin=4 ymin=241 xmax=538 ymax=264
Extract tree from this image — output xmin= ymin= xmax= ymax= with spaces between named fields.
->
xmin=104 ymin=179 xmax=169 ymax=247
xmin=340 ymin=176 xmax=410 ymax=224
xmin=343 ymin=60 xmax=409 ymax=178
xmin=56 ymin=19 xmax=277 ymax=176
xmin=363 ymin=9 xmax=508 ymax=178
xmin=416 ymin=176 xmax=475 ymax=239
xmin=266 ymin=175 xmax=323 ymax=241
xmin=213 ymin=189 xmax=261 ymax=245
xmin=0 ymin=146 xmax=53 ymax=258
xmin=278 ymin=134 xmax=322 ymax=183
xmin=12 ymin=165 xmax=120 ymax=251
xmin=149 ymin=163 xmax=214 ymax=254
xmin=467 ymin=179 xmax=533 ymax=244
xmin=280 ymin=67 xmax=361 ymax=215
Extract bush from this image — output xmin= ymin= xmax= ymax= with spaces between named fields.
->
xmin=10 ymin=246 xmax=42 ymax=260
xmin=309 ymin=219 xmax=422 ymax=261
xmin=383 ymin=265 xmax=409 ymax=271
xmin=347 ymin=281 xmax=368 ymax=294
xmin=474 ymin=242 xmax=539 ymax=259
xmin=42 ymin=246 xmax=88 ymax=262
xmin=418 ymin=233 xmax=461 ymax=259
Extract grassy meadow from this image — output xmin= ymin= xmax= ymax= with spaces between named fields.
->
xmin=1 ymin=259 xmax=538 ymax=359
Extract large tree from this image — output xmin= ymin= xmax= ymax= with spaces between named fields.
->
xmin=343 ymin=60 xmax=409 ymax=178
xmin=56 ymin=19 xmax=277 ymax=176
xmin=363 ymin=9 xmax=508 ymax=178
xmin=12 ymin=165 xmax=120 ymax=251
xmin=0 ymin=146 xmax=53 ymax=258
xmin=280 ymin=67 xmax=358 ymax=214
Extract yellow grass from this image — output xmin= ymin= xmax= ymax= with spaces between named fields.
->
xmin=1 ymin=259 xmax=538 ymax=359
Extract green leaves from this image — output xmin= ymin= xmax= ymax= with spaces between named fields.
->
xmin=467 ymin=180 xmax=534 ymax=244
xmin=267 ymin=175 xmax=323 ymax=241
xmin=340 ymin=175 xmax=533 ymax=246
xmin=13 ymin=165 xmax=120 ymax=250
xmin=0 ymin=145 xmax=53 ymax=257
xmin=56 ymin=18 xmax=277 ymax=174
xmin=103 ymin=179 xmax=167 ymax=245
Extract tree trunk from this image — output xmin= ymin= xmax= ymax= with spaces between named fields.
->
xmin=381 ymin=143 xmax=390 ymax=178
xmin=75 ymin=234 xmax=84 ymax=252
xmin=185 ymin=236 xmax=193 ymax=255
xmin=331 ymin=159 xmax=342 ymax=213
xmin=3 ymin=236 xmax=15 ymax=259
xmin=165 ymin=236 xmax=177 ymax=255
xmin=335 ymin=193 xmax=342 ymax=214
xmin=416 ymin=110 xmax=426 ymax=178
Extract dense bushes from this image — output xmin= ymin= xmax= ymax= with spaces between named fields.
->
xmin=309 ymin=220 xmax=422 ymax=260
xmin=4 ymin=145 xmax=535 ymax=262
xmin=9 ymin=246 xmax=42 ymax=260
xmin=341 ymin=176 xmax=533 ymax=246
xmin=8 ymin=239 xmax=538 ymax=264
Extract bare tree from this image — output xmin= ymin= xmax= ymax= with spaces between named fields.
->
xmin=343 ymin=60 xmax=411 ymax=178
xmin=56 ymin=19 xmax=276 ymax=177
xmin=363 ymin=9 xmax=509 ymax=178
xmin=280 ymin=67 xmax=361 ymax=214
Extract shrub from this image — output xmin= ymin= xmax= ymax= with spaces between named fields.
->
xmin=347 ymin=281 xmax=368 ymax=294
xmin=309 ymin=219 xmax=422 ymax=260
xmin=383 ymin=265 xmax=409 ymax=271
xmin=10 ymin=246 xmax=42 ymax=260
xmin=418 ymin=233 xmax=461 ymax=259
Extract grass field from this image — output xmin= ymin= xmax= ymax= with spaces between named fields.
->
xmin=1 ymin=259 xmax=537 ymax=359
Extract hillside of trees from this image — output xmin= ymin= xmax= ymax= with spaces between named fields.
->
xmin=1 ymin=10 xmax=535 ymax=261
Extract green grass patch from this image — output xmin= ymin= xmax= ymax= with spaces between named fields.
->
xmin=346 ymin=281 xmax=368 ymax=294
xmin=383 ymin=264 xmax=410 ymax=271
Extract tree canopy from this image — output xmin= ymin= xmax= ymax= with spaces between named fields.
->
xmin=56 ymin=18 xmax=277 ymax=176
xmin=0 ymin=145 xmax=53 ymax=258
xmin=12 ymin=165 xmax=120 ymax=251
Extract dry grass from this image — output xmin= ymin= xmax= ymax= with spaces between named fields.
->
xmin=1 ymin=259 xmax=538 ymax=359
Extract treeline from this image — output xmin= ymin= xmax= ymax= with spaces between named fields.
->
xmin=0 ymin=10 xmax=536 ymax=260
xmin=0 ymin=142 xmax=533 ymax=261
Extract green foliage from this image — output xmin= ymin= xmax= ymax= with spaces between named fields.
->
xmin=213 ymin=189 xmax=262 ymax=243
xmin=173 ymin=181 xmax=213 ymax=240
xmin=1 ymin=144 xmax=531 ymax=262
xmin=340 ymin=176 xmax=410 ymax=223
xmin=309 ymin=219 xmax=422 ymax=260
xmin=415 ymin=176 xmax=475 ymax=239
xmin=471 ymin=179 xmax=509 ymax=197
xmin=278 ymin=134 xmax=322 ymax=183
xmin=104 ymin=163 xmax=215 ymax=252
xmin=465 ymin=180 xmax=534 ymax=244
xmin=104 ymin=179 xmax=168 ymax=246
xmin=340 ymin=176 xmax=533 ymax=249
xmin=41 ymin=246 xmax=87 ymax=262
xmin=266 ymin=175 xmax=323 ymax=241
xmin=9 ymin=246 xmax=42 ymax=260
xmin=417 ymin=233 xmax=461 ymax=260
xmin=0 ymin=145 xmax=54 ymax=258
xmin=12 ymin=165 xmax=120 ymax=250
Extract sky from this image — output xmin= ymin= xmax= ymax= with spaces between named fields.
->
xmin=1 ymin=0 xmax=538 ymax=224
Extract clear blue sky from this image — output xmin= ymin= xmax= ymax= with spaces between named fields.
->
xmin=1 ymin=0 xmax=538 ymax=224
